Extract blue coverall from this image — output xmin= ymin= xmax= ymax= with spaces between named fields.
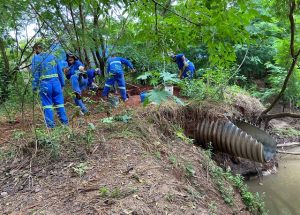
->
xmin=31 ymin=53 xmax=68 ymax=128
xmin=70 ymin=71 xmax=89 ymax=113
xmin=175 ymin=54 xmax=195 ymax=79
xmin=102 ymin=57 xmax=133 ymax=101
xmin=65 ymin=54 xmax=84 ymax=79
xmin=87 ymin=69 xmax=96 ymax=88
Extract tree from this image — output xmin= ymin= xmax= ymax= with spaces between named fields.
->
xmin=259 ymin=0 xmax=300 ymax=125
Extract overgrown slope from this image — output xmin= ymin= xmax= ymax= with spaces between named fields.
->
xmin=0 ymin=95 xmax=268 ymax=214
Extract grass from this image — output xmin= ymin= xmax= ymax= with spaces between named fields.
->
xmin=202 ymin=148 xmax=268 ymax=214
xmin=99 ymin=186 xmax=109 ymax=197
xmin=98 ymin=186 xmax=137 ymax=199
xmin=169 ymin=154 xmax=177 ymax=165
xmin=208 ymin=201 xmax=218 ymax=215
xmin=154 ymin=151 xmax=161 ymax=160
xmin=72 ymin=162 xmax=88 ymax=177
xmin=184 ymin=163 xmax=196 ymax=177
xmin=0 ymin=147 xmax=16 ymax=161
xmin=273 ymin=127 xmax=300 ymax=138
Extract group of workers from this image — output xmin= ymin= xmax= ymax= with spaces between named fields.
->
xmin=31 ymin=43 xmax=195 ymax=128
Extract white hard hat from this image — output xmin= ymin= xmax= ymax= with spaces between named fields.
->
xmin=79 ymin=66 xmax=84 ymax=71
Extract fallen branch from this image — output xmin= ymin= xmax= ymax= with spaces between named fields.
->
xmin=277 ymin=142 xmax=300 ymax=148
xmin=277 ymin=150 xmax=300 ymax=155
xmin=264 ymin=112 xmax=300 ymax=120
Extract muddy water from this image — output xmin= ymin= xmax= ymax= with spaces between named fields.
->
xmin=247 ymin=146 xmax=300 ymax=215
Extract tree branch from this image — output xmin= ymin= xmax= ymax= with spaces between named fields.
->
xmin=151 ymin=0 xmax=201 ymax=27
xmin=289 ymin=0 xmax=296 ymax=58
xmin=69 ymin=3 xmax=83 ymax=61
xmin=260 ymin=0 xmax=299 ymax=117
xmin=264 ymin=112 xmax=300 ymax=120
xmin=79 ymin=3 xmax=89 ymax=65
xmin=29 ymin=3 xmax=72 ymax=56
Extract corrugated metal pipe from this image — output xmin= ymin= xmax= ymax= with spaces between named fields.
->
xmin=194 ymin=119 xmax=277 ymax=163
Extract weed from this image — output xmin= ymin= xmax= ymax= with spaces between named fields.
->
xmin=169 ymin=155 xmax=177 ymax=165
xmin=111 ymin=187 xmax=122 ymax=198
xmin=35 ymin=126 xmax=72 ymax=159
xmin=154 ymin=151 xmax=161 ymax=160
xmin=31 ymin=210 xmax=46 ymax=215
xmin=185 ymin=164 xmax=196 ymax=177
xmin=208 ymin=201 xmax=218 ymax=215
xmin=165 ymin=193 xmax=175 ymax=202
xmin=273 ymin=127 xmax=300 ymax=138
xmin=229 ymin=173 xmax=268 ymax=214
xmin=0 ymin=147 xmax=16 ymax=161
xmin=13 ymin=130 xmax=25 ymax=140
xmin=202 ymin=149 xmax=268 ymax=214
xmin=72 ymin=162 xmax=88 ymax=177
xmin=175 ymin=130 xmax=193 ymax=144
xmin=96 ymin=102 xmax=105 ymax=113
xmin=101 ymin=117 xmax=114 ymax=123
xmin=85 ymin=123 xmax=96 ymax=146
xmin=185 ymin=187 xmax=203 ymax=200
xmin=114 ymin=114 xmax=132 ymax=123
xmin=115 ymin=128 xmax=139 ymax=139
xmin=99 ymin=186 xmax=109 ymax=197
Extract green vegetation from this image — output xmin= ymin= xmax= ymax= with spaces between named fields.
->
xmin=203 ymin=148 xmax=268 ymax=214
xmin=273 ymin=127 xmax=300 ymax=138
xmin=184 ymin=163 xmax=196 ymax=177
xmin=98 ymin=186 xmax=136 ymax=199
xmin=2 ymin=0 xmax=300 ymax=213
xmin=72 ymin=162 xmax=88 ymax=177
xmin=99 ymin=186 xmax=110 ymax=197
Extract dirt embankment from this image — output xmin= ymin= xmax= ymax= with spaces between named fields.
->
xmin=0 ymin=94 xmax=258 ymax=215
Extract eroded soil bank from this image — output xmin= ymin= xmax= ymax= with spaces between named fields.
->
xmin=0 ymin=91 xmax=282 ymax=214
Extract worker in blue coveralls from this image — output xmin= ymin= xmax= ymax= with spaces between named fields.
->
xmin=86 ymin=67 xmax=101 ymax=90
xmin=64 ymin=52 xmax=84 ymax=79
xmin=171 ymin=53 xmax=195 ymax=79
xmin=31 ymin=43 xmax=68 ymax=128
xmin=70 ymin=66 xmax=89 ymax=114
xmin=102 ymin=55 xmax=135 ymax=101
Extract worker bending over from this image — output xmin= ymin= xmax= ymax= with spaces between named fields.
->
xmin=64 ymin=52 xmax=84 ymax=79
xmin=171 ymin=53 xmax=195 ymax=79
xmin=31 ymin=43 xmax=68 ymax=128
xmin=70 ymin=66 xmax=89 ymax=114
xmin=102 ymin=55 xmax=134 ymax=101
xmin=86 ymin=67 xmax=101 ymax=90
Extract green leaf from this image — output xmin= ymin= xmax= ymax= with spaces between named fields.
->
xmin=114 ymin=114 xmax=132 ymax=123
xmin=160 ymin=72 xmax=179 ymax=85
xmin=101 ymin=117 xmax=114 ymax=123
xmin=88 ymin=123 xmax=96 ymax=130
xmin=145 ymin=89 xmax=170 ymax=105
xmin=137 ymin=72 xmax=152 ymax=80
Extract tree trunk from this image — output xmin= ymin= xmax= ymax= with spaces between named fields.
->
xmin=93 ymin=8 xmax=105 ymax=74
xmin=69 ymin=4 xmax=83 ymax=61
xmin=91 ymin=49 xmax=99 ymax=68
xmin=0 ymin=37 xmax=11 ymax=103
xmin=259 ymin=0 xmax=300 ymax=123
xmin=79 ymin=3 xmax=89 ymax=66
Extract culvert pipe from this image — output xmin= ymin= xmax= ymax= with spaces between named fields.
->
xmin=194 ymin=119 xmax=277 ymax=163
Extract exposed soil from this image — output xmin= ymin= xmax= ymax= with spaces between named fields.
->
xmin=0 ymin=88 xmax=253 ymax=215
xmin=2 ymin=86 xmax=297 ymax=214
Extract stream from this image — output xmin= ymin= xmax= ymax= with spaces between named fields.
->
xmin=247 ymin=146 xmax=300 ymax=215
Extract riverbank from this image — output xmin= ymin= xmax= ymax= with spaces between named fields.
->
xmin=0 ymin=95 xmax=267 ymax=214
